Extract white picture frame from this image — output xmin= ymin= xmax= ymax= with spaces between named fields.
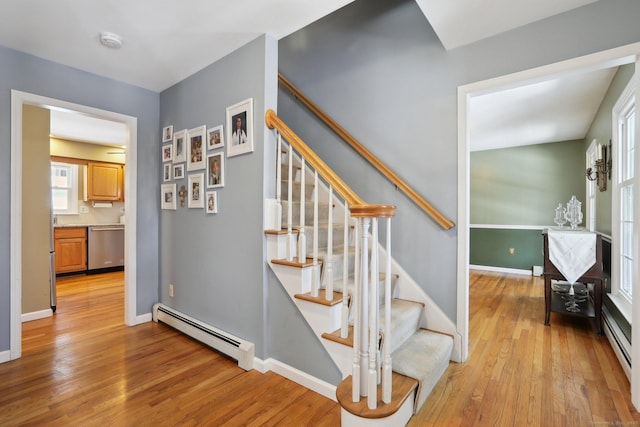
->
xmin=206 ymin=191 xmax=218 ymax=214
xmin=162 ymin=125 xmax=173 ymax=142
xmin=187 ymin=125 xmax=206 ymax=171
xmin=173 ymin=129 xmax=187 ymax=164
xmin=207 ymin=152 xmax=224 ymax=188
xmin=207 ymin=125 xmax=224 ymax=150
xmin=162 ymin=144 xmax=173 ymax=162
xmin=173 ymin=163 xmax=184 ymax=180
xmin=161 ymin=183 xmax=176 ymax=210
xmin=226 ymin=98 xmax=254 ymax=157
xmin=188 ymin=173 xmax=204 ymax=209
xmin=163 ymin=163 xmax=172 ymax=182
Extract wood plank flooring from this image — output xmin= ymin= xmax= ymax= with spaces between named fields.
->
xmin=0 ymin=272 xmax=339 ymax=426
xmin=409 ymin=270 xmax=640 ymax=426
xmin=1 ymin=270 xmax=638 ymax=426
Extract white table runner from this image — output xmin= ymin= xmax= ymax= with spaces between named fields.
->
xmin=547 ymin=229 xmax=596 ymax=285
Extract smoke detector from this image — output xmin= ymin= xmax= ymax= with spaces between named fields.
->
xmin=99 ymin=32 xmax=123 ymax=49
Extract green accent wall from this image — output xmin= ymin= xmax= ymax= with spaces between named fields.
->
xmin=471 ymin=140 xmax=586 ymax=226
xmin=470 ymin=228 xmax=544 ymax=271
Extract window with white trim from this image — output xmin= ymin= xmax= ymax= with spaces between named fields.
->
xmin=51 ymin=162 xmax=79 ymax=215
xmin=613 ymin=76 xmax=636 ymax=305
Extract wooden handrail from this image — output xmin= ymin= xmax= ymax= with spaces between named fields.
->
xmin=266 ymin=109 xmax=394 ymax=219
xmin=278 ymin=73 xmax=455 ymax=230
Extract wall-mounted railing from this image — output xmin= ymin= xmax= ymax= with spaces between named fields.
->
xmin=278 ymin=73 xmax=455 ymax=230
xmin=266 ymin=109 xmax=396 ymax=409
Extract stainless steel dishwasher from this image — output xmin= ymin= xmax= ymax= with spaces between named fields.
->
xmin=88 ymin=226 xmax=125 ymax=270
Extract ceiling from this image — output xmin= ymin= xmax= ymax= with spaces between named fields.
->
xmin=1 ymin=0 xmax=608 ymax=150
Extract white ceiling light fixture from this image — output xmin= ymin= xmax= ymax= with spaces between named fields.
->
xmin=99 ymin=32 xmax=123 ymax=49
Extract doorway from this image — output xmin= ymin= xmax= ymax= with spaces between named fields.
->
xmin=457 ymin=44 xmax=640 ymax=405
xmin=10 ymin=90 xmax=138 ymax=360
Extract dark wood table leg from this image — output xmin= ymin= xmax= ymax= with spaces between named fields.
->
xmin=544 ymin=275 xmax=551 ymax=326
xmin=594 ymin=280 xmax=604 ymax=335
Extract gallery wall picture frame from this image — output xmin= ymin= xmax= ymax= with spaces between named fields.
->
xmin=187 ymin=125 xmax=206 ymax=171
xmin=226 ymin=98 xmax=254 ymax=157
xmin=162 ymin=125 xmax=173 ymax=142
xmin=173 ymin=129 xmax=187 ymax=164
xmin=188 ymin=173 xmax=204 ymax=209
xmin=207 ymin=125 xmax=224 ymax=150
xmin=162 ymin=144 xmax=173 ymax=162
xmin=207 ymin=152 xmax=224 ymax=188
xmin=163 ymin=163 xmax=172 ymax=182
xmin=161 ymin=183 xmax=176 ymax=210
xmin=206 ymin=191 xmax=218 ymax=214
xmin=173 ymin=164 xmax=184 ymax=180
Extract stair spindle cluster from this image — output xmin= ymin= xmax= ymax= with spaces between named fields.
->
xmin=268 ymin=110 xmax=396 ymax=410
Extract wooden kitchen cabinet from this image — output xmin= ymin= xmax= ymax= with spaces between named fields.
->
xmin=54 ymin=227 xmax=87 ymax=274
xmin=87 ymin=162 xmax=123 ymax=201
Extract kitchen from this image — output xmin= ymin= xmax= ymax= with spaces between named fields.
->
xmin=22 ymin=105 xmax=127 ymax=320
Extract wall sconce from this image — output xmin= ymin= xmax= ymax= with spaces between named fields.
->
xmin=586 ymin=140 xmax=612 ymax=192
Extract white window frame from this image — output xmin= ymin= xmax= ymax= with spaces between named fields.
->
xmin=611 ymin=74 xmax=637 ymax=322
xmin=51 ymin=161 xmax=79 ymax=215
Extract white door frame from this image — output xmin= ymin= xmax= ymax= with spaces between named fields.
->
xmin=457 ymin=43 xmax=640 ymax=407
xmin=10 ymin=90 xmax=138 ymax=360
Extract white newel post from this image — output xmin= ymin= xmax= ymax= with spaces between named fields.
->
xmin=341 ymin=203 xmax=350 ymax=339
xmin=312 ymin=170 xmax=319 ymax=297
xmin=352 ymin=218 xmax=361 ymax=401
xmin=368 ymin=218 xmax=379 ymax=409
xmin=325 ymin=186 xmax=334 ymax=301
xmin=357 ymin=218 xmax=371 ymax=400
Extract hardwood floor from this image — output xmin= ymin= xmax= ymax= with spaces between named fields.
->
xmin=1 ymin=270 xmax=637 ymax=426
xmin=0 ymin=272 xmax=339 ymax=426
xmin=409 ymin=270 xmax=640 ymax=427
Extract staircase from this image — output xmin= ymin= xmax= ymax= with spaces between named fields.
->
xmin=264 ymin=111 xmax=453 ymax=426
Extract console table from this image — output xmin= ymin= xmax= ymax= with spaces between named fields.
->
xmin=543 ymin=230 xmax=604 ymax=335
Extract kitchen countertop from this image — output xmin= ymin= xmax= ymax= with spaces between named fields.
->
xmin=54 ymin=223 xmax=125 ymax=228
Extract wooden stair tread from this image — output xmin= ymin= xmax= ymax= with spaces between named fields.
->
xmin=295 ymin=290 xmax=345 ymax=306
xmin=336 ymin=373 xmax=418 ymax=419
xmin=322 ymin=326 xmax=353 ymax=347
xmin=271 ymin=257 xmax=322 ymax=268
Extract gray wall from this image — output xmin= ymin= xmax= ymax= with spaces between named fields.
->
xmin=278 ymin=0 xmax=640 ymax=321
xmin=0 ymin=46 xmax=160 ymax=352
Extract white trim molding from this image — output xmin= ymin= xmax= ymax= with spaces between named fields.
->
xmin=21 ymin=309 xmax=53 ymax=323
xmin=469 ymin=265 xmax=533 ymax=276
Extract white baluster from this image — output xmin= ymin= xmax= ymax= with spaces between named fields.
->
xmin=382 ymin=217 xmax=392 ymax=403
xmin=298 ymin=158 xmax=306 ymax=262
xmin=325 ymin=186 xmax=334 ymax=301
xmin=368 ymin=218 xmax=378 ymax=409
xmin=312 ymin=170 xmax=319 ymax=297
xmin=275 ymin=134 xmax=282 ymax=231
xmin=351 ymin=218 xmax=361 ymax=402
xmin=359 ymin=218 xmax=370 ymax=400
xmin=341 ymin=203 xmax=350 ymax=339
xmin=286 ymin=144 xmax=294 ymax=261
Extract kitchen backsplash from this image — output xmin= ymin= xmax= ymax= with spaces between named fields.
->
xmin=55 ymin=200 xmax=125 ymax=226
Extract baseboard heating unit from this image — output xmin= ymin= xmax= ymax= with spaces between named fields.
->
xmin=152 ymin=303 xmax=254 ymax=371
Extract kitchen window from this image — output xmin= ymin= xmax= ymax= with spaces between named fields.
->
xmin=51 ymin=162 xmax=79 ymax=215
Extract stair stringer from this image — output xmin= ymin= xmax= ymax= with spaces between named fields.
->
xmin=268 ymin=259 xmax=353 ymax=377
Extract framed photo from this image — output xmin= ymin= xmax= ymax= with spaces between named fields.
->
xmin=207 ymin=125 xmax=224 ymax=150
xmin=162 ymin=144 xmax=173 ymax=162
xmin=188 ymin=173 xmax=204 ymax=209
xmin=161 ymin=183 xmax=176 ymax=210
xmin=162 ymin=125 xmax=173 ymax=142
xmin=187 ymin=125 xmax=206 ymax=171
xmin=207 ymin=152 xmax=224 ymax=188
xmin=173 ymin=164 xmax=184 ymax=180
xmin=206 ymin=191 xmax=218 ymax=214
xmin=173 ymin=129 xmax=187 ymax=164
xmin=226 ymin=98 xmax=254 ymax=157
xmin=163 ymin=163 xmax=172 ymax=182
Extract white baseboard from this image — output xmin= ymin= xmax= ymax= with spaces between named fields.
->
xmin=21 ymin=309 xmax=53 ymax=322
xmin=470 ymin=265 xmax=532 ymax=276
xmin=602 ymin=306 xmax=631 ymax=380
xmin=135 ymin=313 xmax=152 ymax=324
xmin=0 ymin=350 xmax=10 ymax=364
xmin=254 ymin=357 xmax=337 ymax=402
